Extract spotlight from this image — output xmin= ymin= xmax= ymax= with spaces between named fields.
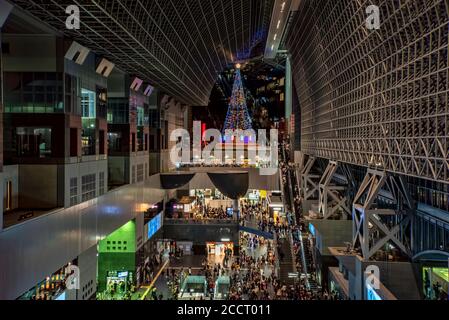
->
xmin=236 ymin=63 xmax=241 ymax=69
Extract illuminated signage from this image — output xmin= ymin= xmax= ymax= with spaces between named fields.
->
xmin=147 ymin=213 xmax=162 ymax=240
xmin=309 ymin=223 xmax=316 ymax=236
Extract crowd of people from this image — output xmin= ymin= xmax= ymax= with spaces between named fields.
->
xmin=202 ymin=205 xmax=229 ymax=219
xmin=239 ymin=199 xmax=292 ymax=237
xmin=149 ymin=135 xmax=344 ymax=301
xmin=170 ymin=202 xmax=231 ymax=220
xmin=229 ymin=235 xmax=277 ymax=300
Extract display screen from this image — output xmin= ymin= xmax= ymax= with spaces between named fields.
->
xmin=226 ymin=207 xmax=233 ymax=217
xmin=147 ymin=212 xmax=162 ymax=240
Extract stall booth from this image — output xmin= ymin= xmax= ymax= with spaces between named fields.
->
xmin=205 ymin=199 xmax=233 ymax=210
xmin=206 ymin=242 xmax=234 ymax=256
xmin=244 ymin=189 xmax=268 ymax=204
xmin=191 ymin=189 xmax=223 ymax=201
xmin=173 ymin=196 xmax=197 ymax=218
xmin=268 ymin=192 xmax=285 ymax=223
xmin=17 ymin=260 xmax=77 ymax=300
xmin=105 ymin=271 xmax=134 ymax=298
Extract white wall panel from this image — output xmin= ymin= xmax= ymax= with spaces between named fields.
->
xmin=0 ymin=179 xmax=164 ymax=300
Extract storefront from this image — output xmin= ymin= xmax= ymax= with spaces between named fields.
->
xmin=170 ymin=196 xmax=197 ymax=218
xmin=268 ymin=192 xmax=284 ymax=222
xmin=243 ymin=189 xmax=268 ymax=204
xmin=269 ymin=204 xmax=284 ymax=223
xmin=97 ymin=220 xmax=137 ymax=299
xmin=17 ymin=261 xmax=77 ymax=300
xmin=105 ymin=271 xmax=134 ymax=297
xmin=206 ymin=242 xmax=234 ymax=256
xmin=190 ymin=188 xmax=224 ymax=200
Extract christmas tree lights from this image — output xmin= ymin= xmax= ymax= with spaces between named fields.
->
xmin=223 ymin=68 xmax=252 ymax=134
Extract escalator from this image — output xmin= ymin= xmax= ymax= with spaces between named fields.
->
xmin=277 ymin=234 xmax=296 ymax=285
xmin=279 ymin=141 xmax=320 ymax=291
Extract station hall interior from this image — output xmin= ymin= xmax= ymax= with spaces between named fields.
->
xmin=0 ymin=0 xmax=448 ymax=302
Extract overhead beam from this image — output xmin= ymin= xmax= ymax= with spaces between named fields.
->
xmin=264 ymin=0 xmax=301 ymax=59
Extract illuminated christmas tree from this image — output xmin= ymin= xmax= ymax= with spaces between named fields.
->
xmin=223 ymin=67 xmax=252 ymax=134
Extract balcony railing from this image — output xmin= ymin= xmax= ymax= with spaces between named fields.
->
xmin=164 ymin=218 xmax=237 ymax=225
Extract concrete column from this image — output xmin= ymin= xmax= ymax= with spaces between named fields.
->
xmin=0 ymin=1 xmax=13 ymax=231
xmin=233 ymin=199 xmax=239 ymax=220
xmin=76 ymin=245 xmax=98 ymax=300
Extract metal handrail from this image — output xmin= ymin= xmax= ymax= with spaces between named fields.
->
xmin=164 ymin=218 xmax=236 ymax=225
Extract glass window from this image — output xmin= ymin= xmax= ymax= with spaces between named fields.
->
xmin=108 ymin=132 xmax=122 ymax=153
xmin=99 ymin=130 xmax=105 ymax=155
xmin=107 ymin=98 xmax=129 ymax=124
xmin=445 ymin=227 xmax=449 ymax=252
xmin=81 ymin=89 xmax=96 ymax=118
xmin=132 ymin=133 xmax=136 ymax=152
xmin=137 ymin=106 xmax=144 ymax=127
xmin=137 ymin=128 xmax=144 ymax=152
xmin=81 ymin=174 xmax=96 ymax=202
xmin=136 ymin=164 xmax=144 ymax=182
xmin=148 ymin=109 xmax=160 ymax=128
xmin=4 ymin=72 xmax=64 ymax=113
xmin=70 ymin=177 xmax=78 ymax=206
xmin=82 ymin=129 xmax=96 ymax=156
xmin=16 ymin=127 xmax=52 ymax=158
xmin=99 ymin=172 xmax=105 ymax=196
xmin=97 ymin=87 xmax=107 ymax=119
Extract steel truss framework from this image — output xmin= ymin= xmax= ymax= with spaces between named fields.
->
xmin=352 ymin=169 xmax=414 ymax=260
xmin=318 ymin=161 xmax=351 ymax=220
xmin=286 ymin=0 xmax=449 ymax=184
xmin=299 ymin=156 xmax=320 ymax=201
xmin=11 ymin=0 xmax=274 ymax=106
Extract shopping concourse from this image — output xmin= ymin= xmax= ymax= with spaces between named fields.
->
xmin=0 ymin=0 xmax=448 ymax=309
